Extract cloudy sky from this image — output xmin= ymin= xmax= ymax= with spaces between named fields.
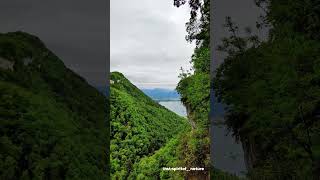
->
xmin=111 ymin=0 xmax=195 ymax=90
xmin=212 ymin=0 xmax=269 ymax=71
xmin=0 ymin=0 xmax=107 ymax=87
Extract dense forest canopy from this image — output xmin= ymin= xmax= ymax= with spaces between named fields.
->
xmin=214 ymin=0 xmax=320 ymax=179
xmin=110 ymin=72 xmax=189 ymax=179
xmin=0 ymin=32 xmax=109 ymax=179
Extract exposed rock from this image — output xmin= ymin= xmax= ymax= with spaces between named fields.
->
xmin=184 ymin=102 xmax=196 ymax=129
xmin=241 ymin=137 xmax=257 ymax=171
xmin=0 ymin=57 xmax=14 ymax=70
xmin=23 ymin=57 xmax=33 ymax=66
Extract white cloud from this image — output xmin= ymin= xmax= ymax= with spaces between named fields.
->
xmin=111 ymin=0 xmax=195 ymax=89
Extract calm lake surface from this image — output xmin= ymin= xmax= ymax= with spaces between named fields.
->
xmin=159 ymin=101 xmax=187 ymax=117
xmin=211 ymin=96 xmax=247 ymax=177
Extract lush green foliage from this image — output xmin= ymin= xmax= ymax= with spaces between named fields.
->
xmin=214 ymin=1 xmax=320 ymax=179
xmin=174 ymin=0 xmax=211 ymax=178
xmin=110 ymin=1 xmax=211 ymax=179
xmin=176 ymin=58 xmax=210 ymax=179
xmin=110 ymin=72 xmax=189 ymax=179
xmin=129 ymin=135 xmax=186 ymax=180
xmin=0 ymin=32 xmax=108 ymax=179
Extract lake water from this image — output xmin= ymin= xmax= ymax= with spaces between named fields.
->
xmin=211 ymin=95 xmax=247 ymax=177
xmin=160 ymin=99 xmax=247 ymax=176
xmin=159 ymin=101 xmax=187 ymax=117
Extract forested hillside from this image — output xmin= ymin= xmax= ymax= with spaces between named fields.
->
xmin=110 ymin=72 xmax=189 ymax=179
xmin=0 ymin=32 xmax=109 ymax=179
xmin=214 ymin=0 xmax=320 ymax=179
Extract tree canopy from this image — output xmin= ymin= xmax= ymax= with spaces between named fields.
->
xmin=0 ymin=32 xmax=109 ymax=180
xmin=214 ymin=1 xmax=320 ymax=179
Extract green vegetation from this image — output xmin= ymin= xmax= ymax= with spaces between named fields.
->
xmin=176 ymin=72 xmax=210 ymax=177
xmin=214 ymin=0 xmax=320 ymax=179
xmin=130 ymin=135 xmax=185 ymax=180
xmin=110 ymin=0 xmax=235 ymax=179
xmin=174 ymin=0 xmax=211 ymax=179
xmin=0 ymin=32 xmax=108 ymax=179
xmin=110 ymin=72 xmax=189 ymax=179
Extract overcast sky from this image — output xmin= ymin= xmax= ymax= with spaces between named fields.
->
xmin=111 ymin=0 xmax=195 ymax=90
xmin=212 ymin=0 xmax=268 ymax=71
xmin=0 ymin=0 xmax=107 ymax=87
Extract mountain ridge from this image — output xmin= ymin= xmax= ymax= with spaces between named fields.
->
xmin=0 ymin=31 xmax=109 ymax=179
xmin=141 ymin=88 xmax=180 ymax=101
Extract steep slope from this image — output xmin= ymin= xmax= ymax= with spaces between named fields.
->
xmin=170 ymin=0 xmax=212 ymax=179
xmin=177 ymin=72 xmax=211 ymax=180
xmin=110 ymin=72 xmax=189 ymax=179
xmin=0 ymin=32 xmax=108 ymax=179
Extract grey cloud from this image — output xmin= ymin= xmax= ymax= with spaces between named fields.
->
xmin=0 ymin=0 xmax=108 ymax=86
xmin=111 ymin=0 xmax=194 ymax=89
xmin=212 ymin=0 xmax=268 ymax=70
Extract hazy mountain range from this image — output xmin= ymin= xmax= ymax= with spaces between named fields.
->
xmin=141 ymin=88 xmax=181 ymax=101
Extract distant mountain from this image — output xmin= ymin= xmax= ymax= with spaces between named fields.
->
xmin=141 ymin=88 xmax=180 ymax=101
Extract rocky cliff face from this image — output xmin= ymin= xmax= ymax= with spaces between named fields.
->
xmin=184 ymin=102 xmax=196 ymax=130
xmin=241 ymin=137 xmax=257 ymax=171
xmin=0 ymin=57 xmax=14 ymax=70
xmin=183 ymin=103 xmax=210 ymax=180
